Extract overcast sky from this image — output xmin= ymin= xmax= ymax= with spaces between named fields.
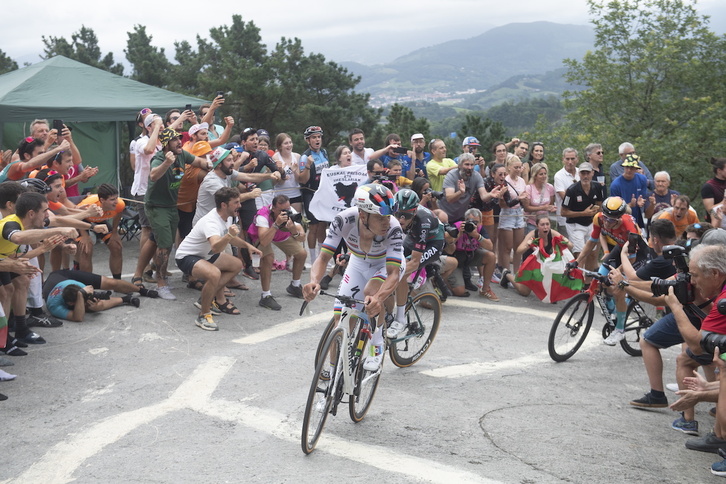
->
xmin=2 ymin=0 xmax=725 ymax=69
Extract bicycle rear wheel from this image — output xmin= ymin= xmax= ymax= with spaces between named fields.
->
xmin=388 ymin=292 xmax=441 ymax=368
xmin=548 ymin=293 xmax=594 ymax=362
xmin=620 ymin=300 xmax=655 ymax=357
xmin=301 ymin=327 xmax=344 ymax=454
xmin=349 ymin=336 xmax=382 ymax=423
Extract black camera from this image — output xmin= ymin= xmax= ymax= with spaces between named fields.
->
xmin=650 ymin=245 xmax=694 ymax=305
xmin=701 ymin=332 xmax=726 ymax=355
xmin=423 ymin=188 xmax=445 ymax=200
xmin=443 ymin=224 xmax=459 ymax=238
xmin=84 ymin=290 xmax=112 ymax=302
xmin=464 ymin=219 xmax=478 ymax=233
xmin=282 ymin=209 xmax=303 ymax=224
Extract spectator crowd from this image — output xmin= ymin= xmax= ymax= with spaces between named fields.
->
xmin=3 ymin=101 xmax=726 ymax=476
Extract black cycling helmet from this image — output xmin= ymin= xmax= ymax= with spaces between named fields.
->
xmin=20 ymin=177 xmax=51 ymax=194
xmin=394 ymin=188 xmax=420 ymax=214
xmin=602 ymin=196 xmax=627 ymax=218
xmin=354 ymin=184 xmax=397 ymax=216
xmin=303 ymin=126 xmax=323 ymax=139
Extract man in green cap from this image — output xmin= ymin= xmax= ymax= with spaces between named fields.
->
xmin=144 ymin=128 xmax=210 ymax=300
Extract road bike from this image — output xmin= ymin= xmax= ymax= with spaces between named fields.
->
xmin=301 ymin=293 xmax=382 ymax=454
xmin=312 ymin=264 xmax=442 ymax=369
xmin=548 ymin=265 xmax=656 ymax=362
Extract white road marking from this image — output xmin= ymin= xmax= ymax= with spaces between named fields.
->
xmin=232 ymin=311 xmax=329 ymax=345
xmin=423 ymin=326 xmax=602 ymax=378
xmin=443 ymin=298 xmax=559 ymax=319
xmin=10 ymin=356 xmax=498 ymax=484
xmin=234 ymin=299 xmax=557 ymax=347
xmin=11 ymin=357 xmax=236 ymax=484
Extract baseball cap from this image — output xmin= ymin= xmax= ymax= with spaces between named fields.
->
xmin=578 ymin=162 xmax=594 ymax=172
xmin=188 ymin=122 xmax=209 ymax=136
xmin=463 ymin=136 xmax=480 ymax=146
xmin=411 ymin=133 xmax=425 ymax=142
xmin=209 ymin=147 xmax=232 ymax=168
xmin=622 ymin=154 xmax=641 ymax=168
xmin=143 ymin=114 xmax=159 ymax=128
xmin=223 ymin=142 xmax=244 ymax=152
xmin=189 ymin=141 xmax=212 ymax=157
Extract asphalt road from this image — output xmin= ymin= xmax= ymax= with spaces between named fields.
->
xmin=0 ymin=239 xmax=720 ymax=483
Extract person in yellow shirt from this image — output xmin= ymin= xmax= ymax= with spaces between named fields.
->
xmin=426 ymin=139 xmax=457 ymax=192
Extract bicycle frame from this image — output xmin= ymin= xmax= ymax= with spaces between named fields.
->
xmin=333 ymin=306 xmax=376 ymax=402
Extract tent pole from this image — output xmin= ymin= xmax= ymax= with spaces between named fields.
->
xmin=116 ymin=121 xmax=121 ymax=188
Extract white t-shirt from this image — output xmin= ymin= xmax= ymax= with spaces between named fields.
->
xmin=131 ymin=135 xmax=160 ymax=196
xmin=194 ymin=170 xmax=240 ymax=225
xmin=175 ymin=209 xmax=231 ymax=260
xmin=554 ymin=168 xmax=579 ymax=226
xmin=351 ymin=148 xmax=374 ymax=166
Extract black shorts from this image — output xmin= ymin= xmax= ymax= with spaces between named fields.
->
xmin=42 ymin=270 xmax=102 ymax=301
xmin=175 ymin=253 xmax=220 ymax=276
xmin=302 ymin=190 xmax=322 ymax=224
xmin=0 ymin=270 xmax=22 ymax=286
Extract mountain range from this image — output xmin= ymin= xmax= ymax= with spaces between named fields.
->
xmin=342 ymin=21 xmax=595 ymax=107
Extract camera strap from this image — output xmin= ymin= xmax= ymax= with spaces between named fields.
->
xmin=686 ymin=294 xmax=718 ymax=321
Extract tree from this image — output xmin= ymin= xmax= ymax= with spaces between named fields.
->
xmin=125 ymin=25 xmax=171 ymax=87
xmin=383 ymin=104 xmax=430 ymax=145
xmin=42 ymin=26 xmax=124 ymax=75
xmin=0 ymin=49 xmax=18 ymax=75
xmin=458 ymin=114 xmax=506 ymax=154
xmin=563 ymin=0 xmax=726 ymax=202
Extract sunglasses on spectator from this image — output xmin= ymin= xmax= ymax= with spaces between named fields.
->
xmin=242 ymin=127 xmax=257 ymax=136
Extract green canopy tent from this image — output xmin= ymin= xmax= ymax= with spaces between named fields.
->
xmin=0 ymin=55 xmax=207 ymax=190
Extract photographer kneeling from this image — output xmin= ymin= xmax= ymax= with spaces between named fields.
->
xmin=42 ymin=270 xmax=154 ymax=322
xmin=665 ymin=243 xmax=726 ymax=436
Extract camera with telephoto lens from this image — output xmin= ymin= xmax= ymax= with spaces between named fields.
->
xmin=84 ymin=290 xmax=112 ymax=302
xmin=282 ymin=209 xmax=303 ymax=224
xmin=422 ymin=188 xmax=445 ymax=200
xmin=443 ymin=223 xmax=459 ymax=238
xmin=650 ymin=245 xmax=694 ymax=305
xmin=464 ymin=219 xmax=478 ymax=233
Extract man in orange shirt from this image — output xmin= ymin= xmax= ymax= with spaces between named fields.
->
xmin=655 ymin=195 xmax=699 ymax=238
xmin=76 ymin=184 xmax=125 ymax=278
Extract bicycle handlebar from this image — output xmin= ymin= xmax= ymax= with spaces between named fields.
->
xmin=298 ymin=290 xmax=368 ymax=316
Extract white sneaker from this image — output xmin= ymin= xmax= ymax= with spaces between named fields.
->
xmin=603 ymin=329 xmax=625 ymax=346
xmin=666 ymin=383 xmax=680 ymax=393
xmin=156 ymin=286 xmax=176 ymax=300
xmin=386 ymin=320 xmax=406 ymax=339
xmin=363 ymin=353 xmax=384 ymax=372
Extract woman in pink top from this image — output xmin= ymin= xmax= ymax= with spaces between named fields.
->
xmin=498 ymin=154 xmax=529 ymax=276
xmin=522 ymin=162 xmax=556 ymax=233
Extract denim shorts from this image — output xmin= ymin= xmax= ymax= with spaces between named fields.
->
xmin=643 ymin=313 xmax=683 ymax=349
xmin=498 ymin=207 xmax=525 ymax=230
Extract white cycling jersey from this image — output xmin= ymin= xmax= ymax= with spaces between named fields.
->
xmin=320 ymin=207 xmax=405 ymax=310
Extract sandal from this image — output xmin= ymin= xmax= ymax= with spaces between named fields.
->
xmin=214 ymin=299 xmax=240 ymax=315
xmin=226 ymin=282 xmax=248 ymax=291
xmin=224 ymin=289 xmax=237 ymax=298
xmin=132 ymin=277 xmax=145 ymax=289
xmin=187 ymin=280 xmax=205 ymax=291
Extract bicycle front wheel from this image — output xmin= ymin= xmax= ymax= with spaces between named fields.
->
xmin=301 ymin=327 xmax=344 ymax=454
xmin=314 ymin=316 xmax=337 ymax=368
xmin=548 ymin=293 xmax=594 ymax=362
xmin=349 ymin=336 xmax=382 ymax=423
xmin=388 ymin=292 xmax=441 ymax=368
xmin=621 ymin=301 xmax=655 ymax=357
